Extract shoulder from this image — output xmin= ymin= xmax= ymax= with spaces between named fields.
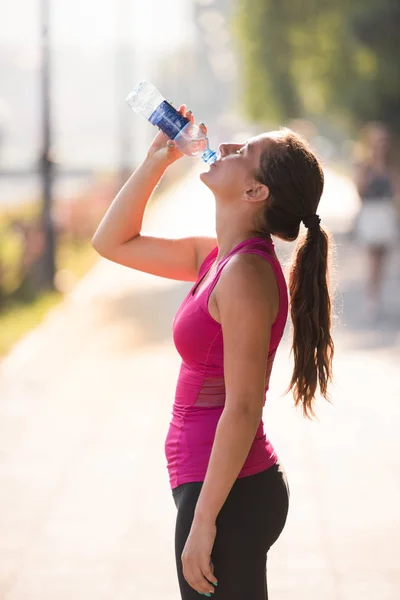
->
xmin=215 ymin=252 xmax=278 ymax=318
xmin=221 ymin=251 xmax=276 ymax=288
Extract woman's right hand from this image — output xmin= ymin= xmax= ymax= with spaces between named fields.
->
xmin=146 ymin=104 xmax=207 ymax=167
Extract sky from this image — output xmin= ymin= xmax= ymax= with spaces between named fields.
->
xmin=0 ymin=0 xmax=200 ymax=169
xmin=1 ymin=0 xmax=237 ymax=170
xmin=0 ymin=0 xmax=194 ymax=52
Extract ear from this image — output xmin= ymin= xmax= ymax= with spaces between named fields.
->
xmin=245 ymin=183 xmax=270 ymax=204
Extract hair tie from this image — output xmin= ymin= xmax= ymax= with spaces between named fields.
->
xmin=302 ymin=214 xmax=321 ymax=230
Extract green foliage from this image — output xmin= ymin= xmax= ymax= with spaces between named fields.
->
xmin=0 ymin=236 xmax=97 ymax=357
xmin=234 ymin=0 xmax=400 ymax=132
xmin=234 ymin=0 xmax=301 ymax=123
xmin=0 ymin=200 xmax=98 ymax=357
xmin=0 ymin=291 xmax=61 ymax=358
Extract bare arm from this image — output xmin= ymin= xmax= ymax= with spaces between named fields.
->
xmin=92 ymin=155 xmax=169 ymax=254
xmin=92 ymin=106 xmax=216 ymax=281
xmin=180 ymin=254 xmax=278 ymax=593
xmin=194 ymin=254 xmax=277 ymax=522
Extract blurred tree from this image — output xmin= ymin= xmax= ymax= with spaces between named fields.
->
xmin=234 ymin=0 xmax=400 ymax=134
xmin=350 ymin=1 xmax=400 ymax=132
xmin=0 ymin=257 xmax=5 ymax=310
xmin=234 ymin=1 xmax=301 ymax=122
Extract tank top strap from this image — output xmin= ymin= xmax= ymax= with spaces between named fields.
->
xmin=198 ymin=246 xmax=218 ymax=278
xmin=235 ymin=242 xmax=284 ymax=287
xmin=215 ymin=237 xmax=274 ymax=269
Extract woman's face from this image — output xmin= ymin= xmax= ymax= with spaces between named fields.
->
xmin=200 ymin=133 xmax=272 ymax=200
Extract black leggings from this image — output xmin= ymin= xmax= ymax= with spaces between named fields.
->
xmin=172 ymin=461 xmax=290 ymax=600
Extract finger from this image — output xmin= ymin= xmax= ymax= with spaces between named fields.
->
xmin=197 ymin=572 xmax=216 ymax=595
xmin=184 ymin=565 xmax=214 ymax=595
xmin=194 ymin=577 xmax=215 ymax=595
xmin=202 ymin=562 xmax=218 ymax=586
xmin=199 ymin=122 xmax=208 ymax=135
xmin=185 ymin=109 xmax=195 ymax=123
xmin=178 ymin=104 xmax=186 ymax=115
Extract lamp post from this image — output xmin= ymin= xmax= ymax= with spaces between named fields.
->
xmin=115 ymin=0 xmax=133 ymax=187
xmin=39 ymin=0 xmax=56 ymax=290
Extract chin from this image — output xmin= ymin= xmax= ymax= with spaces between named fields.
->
xmin=199 ymin=169 xmax=212 ymax=188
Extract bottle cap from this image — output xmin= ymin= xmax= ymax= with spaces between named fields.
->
xmin=202 ymin=149 xmax=218 ymax=165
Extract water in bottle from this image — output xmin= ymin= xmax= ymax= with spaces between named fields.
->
xmin=126 ymin=81 xmax=218 ymax=165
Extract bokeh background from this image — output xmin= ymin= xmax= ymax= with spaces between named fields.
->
xmin=0 ymin=1 xmax=399 ymax=599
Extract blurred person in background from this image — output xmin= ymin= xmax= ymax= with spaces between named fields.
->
xmin=354 ymin=122 xmax=399 ymax=320
xmin=92 ymin=107 xmax=334 ymax=600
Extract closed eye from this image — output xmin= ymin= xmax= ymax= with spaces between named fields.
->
xmin=236 ymin=144 xmax=248 ymax=155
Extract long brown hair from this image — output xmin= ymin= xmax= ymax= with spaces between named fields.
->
xmin=255 ymin=128 xmax=334 ymax=418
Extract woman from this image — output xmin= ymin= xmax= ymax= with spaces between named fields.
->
xmin=354 ymin=122 xmax=399 ymax=320
xmin=92 ymin=106 xmax=334 ymax=599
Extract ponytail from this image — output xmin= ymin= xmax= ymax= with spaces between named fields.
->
xmin=255 ymin=128 xmax=334 ymax=416
xmin=288 ymin=225 xmax=334 ymax=418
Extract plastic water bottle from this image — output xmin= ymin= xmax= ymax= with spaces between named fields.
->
xmin=126 ymin=81 xmax=218 ymax=165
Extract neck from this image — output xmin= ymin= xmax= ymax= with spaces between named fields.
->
xmin=372 ymin=152 xmax=389 ymax=169
xmin=214 ymin=198 xmax=268 ymax=261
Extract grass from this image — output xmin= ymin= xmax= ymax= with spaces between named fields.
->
xmin=0 ymin=290 xmax=60 ymax=357
xmin=0 ymin=202 xmax=40 ymax=296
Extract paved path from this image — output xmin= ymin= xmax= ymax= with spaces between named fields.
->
xmin=0 ymin=164 xmax=399 ymax=599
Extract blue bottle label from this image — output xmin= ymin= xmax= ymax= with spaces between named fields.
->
xmin=149 ymin=101 xmax=189 ymax=139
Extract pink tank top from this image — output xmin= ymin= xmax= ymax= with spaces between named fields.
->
xmin=165 ymin=236 xmax=288 ymax=489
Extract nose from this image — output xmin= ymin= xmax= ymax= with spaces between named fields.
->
xmin=218 ymin=143 xmax=228 ymax=157
xmin=218 ymin=143 xmax=237 ymax=158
